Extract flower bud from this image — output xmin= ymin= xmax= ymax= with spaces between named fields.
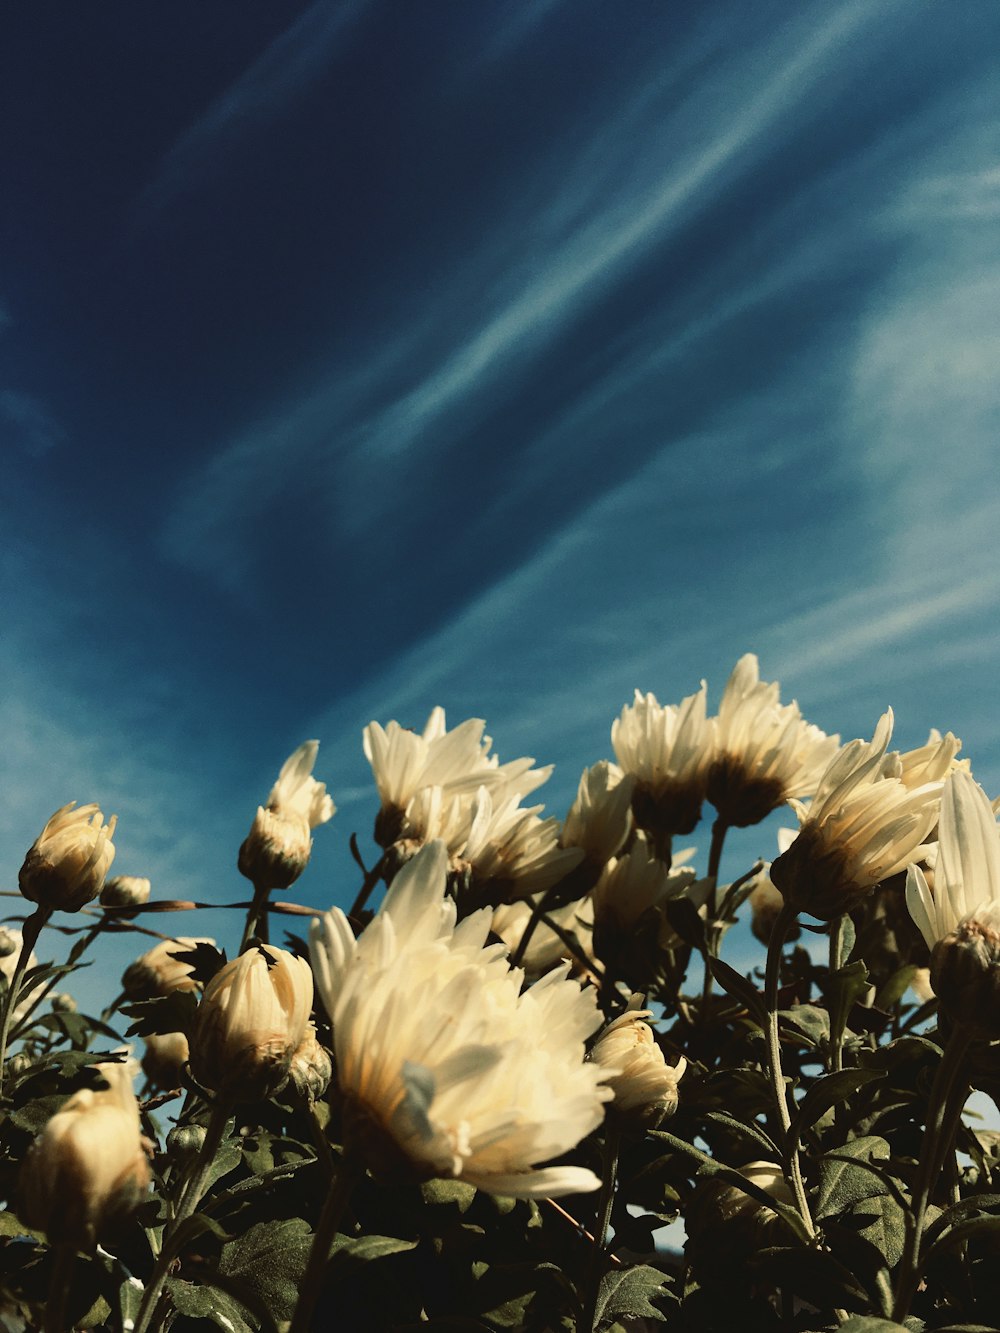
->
xmin=189 ymin=945 xmax=313 ymax=1101
xmin=18 ymin=1061 xmax=150 ymax=1250
xmin=19 ymin=802 xmax=117 ymax=912
xmin=686 ymin=1160 xmax=794 ymax=1273
xmin=287 ymin=1023 xmax=332 ymax=1102
xmin=101 ymin=875 xmax=151 ymax=916
xmin=0 ymin=929 xmax=40 ymax=1026
xmin=238 ymin=742 xmax=335 ymax=890
xmin=142 ymin=1031 xmax=190 ymax=1090
xmin=589 ymin=997 xmax=686 ymax=1129
xmin=122 ymin=937 xmax=214 ymax=1000
xmin=929 ymin=912 xmax=1000 ymax=1037
xmin=0 ymin=930 xmax=18 ymax=959
xmin=167 ymin=1122 xmax=207 ymax=1164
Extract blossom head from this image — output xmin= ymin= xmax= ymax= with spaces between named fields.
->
xmin=906 ymin=768 xmax=1000 ymax=1034
xmin=0 ymin=928 xmax=40 ymax=1025
xmin=18 ymin=1060 xmax=150 ymax=1250
xmin=239 ymin=741 xmax=335 ymax=890
xmin=310 ymin=841 xmax=610 ymax=1198
xmin=770 ymin=710 xmax=941 ymax=921
xmin=189 ymin=944 xmax=313 ymax=1100
xmin=100 ymin=875 xmax=151 ymax=917
xmin=612 ymin=683 xmax=713 ymax=842
xmin=19 ymin=802 xmax=117 ymax=912
xmin=706 ymin=654 xmax=839 ymax=827
xmin=589 ymin=996 xmax=686 ymax=1128
xmin=561 ymin=762 xmax=634 ymax=868
xmin=122 ymin=936 xmax=215 ymax=1000
xmin=142 ymin=1031 xmax=190 ymax=1091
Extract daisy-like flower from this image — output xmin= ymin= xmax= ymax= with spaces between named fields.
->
xmin=189 ymin=945 xmax=313 ymax=1100
xmin=491 ymin=894 xmax=596 ymax=978
xmin=239 ymin=741 xmax=335 ymax=890
xmin=592 ymin=838 xmax=703 ymax=933
xmin=100 ymin=876 xmax=151 ymax=912
xmin=18 ymin=1059 xmax=150 ymax=1250
xmin=894 ymin=729 xmax=964 ymax=789
xmin=561 ymin=761 xmax=634 ymax=868
xmin=706 ymin=654 xmax=839 ymax=827
xmin=122 ymin=936 xmax=216 ymax=1000
xmin=611 ymin=682 xmax=713 ymax=843
xmin=310 ymin=841 xmax=610 ymax=1198
xmin=19 ymin=802 xmax=118 ymax=912
xmin=746 ymin=829 xmax=800 ymax=945
xmin=589 ymin=994 xmax=686 ymax=1127
xmin=906 ymin=768 xmax=1000 ymax=1032
xmin=771 ymin=710 xmax=942 ymax=921
xmin=457 ymin=787 xmax=583 ymax=908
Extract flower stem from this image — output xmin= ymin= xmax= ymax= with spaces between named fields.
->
xmin=764 ymin=901 xmax=815 ymax=1239
xmin=699 ymin=819 xmax=729 ymax=1016
xmin=239 ymin=882 xmax=271 ymax=952
xmin=892 ymin=1024 xmax=973 ymax=1322
xmin=510 ymin=888 xmax=555 ymax=969
xmin=0 ymin=905 xmax=51 ymax=1095
xmin=828 ymin=914 xmax=845 ymax=1075
xmin=289 ymin=1151 xmax=362 ymax=1333
xmin=132 ymin=1100 xmax=232 ymax=1333
xmin=44 ymin=1242 xmax=75 ymax=1333
xmin=581 ymin=1127 xmax=620 ymax=1333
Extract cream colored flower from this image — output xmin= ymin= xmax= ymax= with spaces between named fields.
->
xmin=18 ymin=1059 xmax=150 ymax=1250
xmin=457 ymin=787 xmax=583 ymax=906
xmin=100 ymin=875 xmax=151 ymax=910
xmin=239 ymin=741 xmax=335 ymax=889
xmin=561 ymin=761 xmax=634 ymax=867
xmin=310 ymin=841 xmax=610 ymax=1197
xmin=746 ymin=829 xmax=798 ymax=945
xmin=894 ymin=729 xmax=964 ymax=789
xmin=189 ymin=944 xmax=313 ymax=1100
xmin=122 ymin=936 xmax=215 ymax=1000
xmin=707 ymin=654 xmax=839 ymax=827
xmin=491 ymin=895 xmax=596 ymax=977
xmin=592 ymin=839 xmax=702 ymax=932
xmin=770 ymin=710 xmax=942 ymax=920
xmin=287 ymin=1022 xmax=332 ymax=1102
xmin=0 ymin=928 xmax=40 ymax=1025
xmin=19 ymin=802 xmax=117 ymax=911
xmin=611 ymin=682 xmax=713 ymax=840
xmin=589 ymin=995 xmax=685 ymax=1124
xmin=142 ymin=1031 xmax=190 ymax=1090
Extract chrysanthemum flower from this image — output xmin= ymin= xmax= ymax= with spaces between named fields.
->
xmin=771 ymin=710 xmax=942 ymax=921
xmin=491 ymin=894 xmax=596 ymax=978
xmin=706 ymin=654 xmax=839 ymax=827
xmin=122 ymin=936 xmax=216 ymax=1000
xmin=0 ymin=928 xmax=40 ymax=1025
xmin=591 ymin=838 xmax=702 ymax=933
xmin=239 ymin=741 xmax=335 ymax=889
xmin=894 ymin=728 xmax=964 ymax=789
xmin=589 ymin=995 xmax=685 ymax=1126
xmin=611 ymin=682 xmax=713 ymax=842
xmin=561 ymin=761 xmax=634 ymax=868
xmin=310 ymin=841 xmax=610 ymax=1198
xmin=19 ymin=802 xmax=118 ymax=912
xmin=906 ymin=769 xmax=1000 ymax=1032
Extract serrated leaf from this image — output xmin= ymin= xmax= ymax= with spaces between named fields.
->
xmin=816 ymin=1137 xmax=892 ymax=1217
xmin=593 ymin=1264 xmax=667 ymax=1327
xmin=824 ymin=959 xmax=872 ymax=1047
xmin=123 ymin=989 xmax=199 ymax=1038
xmin=218 ymin=1217 xmax=314 ymax=1322
xmin=165 ymin=1277 xmax=254 ymax=1333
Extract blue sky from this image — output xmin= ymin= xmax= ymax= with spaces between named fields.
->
xmin=3 ymin=1 xmax=1000 ymax=979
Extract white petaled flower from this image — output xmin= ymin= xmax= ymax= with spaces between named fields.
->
xmin=592 ymin=839 xmax=699 ymax=932
xmin=589 ymin=994 xmax=686 ymax=1125
xmin=706 ymin=654 xmax=840 ymax=827
xmin=19 ymin=802 xmax=118 ymax=912
xmin=611 ymin=682 xmax=714 ymax=841
xmin=239 ymin=741 xmax=335 ymax=890
xmin=142 ymin=1031 xmax=190 ymax=1091
xmin=561 ymin=761 xmax=634 ymax=867
xmin=18 ymin=1059 xmax=151 ymax=1250
xmin=310 ymin=841 xmax=610 ymax=1198
xmin=747 ymin=829 xmax=799 ymax=946
xmin=100 ymin=876 xmax=151 ymax=911
xmin=894 ymin=729 xmax=964 ymax=789
xmin=0 ymin=928 xmax=40 ymax=1025
xmin=189 ymin=945 xmax=313 ymax=1100
xmin=491 ymin=895 xmax=596 ymax=978
xmin=906 ymin=769 xmax=1000 ymax=1032
xmin=770 ymin=710 xmax=942 ymax=921
xmin=457 ymin=787 xmax=583 ymax=907
xmin=122 ymin=937 xmax=215 ymax=1000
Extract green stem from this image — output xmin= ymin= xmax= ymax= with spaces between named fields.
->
xmin=764 ymin=901 xmax=815 ymax=1239
xmin=699 ymin=820 xmax=729 ymax=1015
xmin=581 ymin=1128 xmax=620 ymax=1333
xmin=0 ymin=906 xmax=51 ymax=1094
xmin=349 ymin=853 xmax=388 ymax=919
xmin=828 ymin=915 xmax=845 ymax=1075
xmin=44 ymin=1242 xmax=75 ymax=1333
xmin=892 ymin=1024 xmax=973 ymax=1322
xmin=132 ymin=1100 xmax=232 ymax=1333
xmin=289 ymin=1152 xmax=362 ymax=1333
xmin=239 ymin=883 xmax=271 ymax=952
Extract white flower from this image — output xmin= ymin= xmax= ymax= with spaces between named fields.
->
xmin=310 ymin=841 xmax=610 ymax=1198
xmin=589 ymin=995 xmax=685 ymax=1122
xmin=893 ymin=729 xmax=964 ymax=789
xmin=18 ymin=1059 xmax=150 ymax=1250
xmin=491 ymin=895 xmax=595 ymax=977
xmin=906 ymin=768 xmax=1000 ymax=948
xmin=189 ymin=945 xmax=313 ymax=1100
xmin=611 ymin=682 xmax=713 ymax=839
xmin=459 ymin=787 xmax=583 ymax=905
xmin=707 ymin=654 xmax=839 ymax=827
xmin=771 ymin=710 xmax=942 ymax=920
xmin=19 ymin=802 xmax=117 ymax=912
xmin=122 ymin=937 xmax=215 ymax=1000
xmin=0 ymin=928 xmax=40 ymax=1025
xmin=142 ymin=1031 xmax=190 ymax=1090
xmin=592 ymin=838 xmax=702 ymax=932
xmin=100 ymin=876 xmax=151 ymax=910
xmin=561 ymin=761 xmax=634 ymax=867
xmin=239 ymin=741 xmax=335 ymax=889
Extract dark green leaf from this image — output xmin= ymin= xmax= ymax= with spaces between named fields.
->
xmin=663 ymin=897 xmax=706 ymax=951
xmin=707 ymin=957 xmax=765 ymax=1019
xmin=123 ymin=989 xmax=198 ymax=1038
xmin=790 ymin=1069 xmax=885 ymax=1147
xmin=218 ymin=1217 xmax=315 ymax=1323
xmin=333 ymin=1233 xmax=419 ymax=1262
xmin=837 ymin=1319 xmax=908 ymax=1333
xmin=702 ymin=1110 xmax=779 ymax=1159
xmin=849 ymin=1190 xmax=908 ymax=1268
xmin=816 ymin=1137 xmax=893 ymax=1217
xmin=824 ymin=959 xmax=872 ymax=1047
xmin=165 ymin=1278 xmax=254 ymax=1333
xmin=593 ymin=1265 xmax=668 ymax=1327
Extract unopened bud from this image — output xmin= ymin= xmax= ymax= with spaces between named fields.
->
xmin=101 ymin=876 xmax=151 ymax=916
xmin=166 ymin=1123 xmax=206 ymax=1164
xmin=142 ymin=1031 xmax=190 ymax=1091
xmin=8 ymin=1052 xmax=32 ymax=1079
xmin=189 ymin=945 xmax=313 ymax=1101
xmin=238 ymin=807 xmax=312 ymax=890
xmin=122 ymin=937 xmax=214 ymax=1000
xmin=747 ymin=868 xmax=800 ymax=946
xmin=686 ymin=1160 xmax=794 ymax=1272
xmin=19 ymin=802 xmax=117 ymax=912
xmin=930 ymin=914 xmax=1000 ymax=1037
xmin=287 ymin=1023 xmax=332 ymax=1102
